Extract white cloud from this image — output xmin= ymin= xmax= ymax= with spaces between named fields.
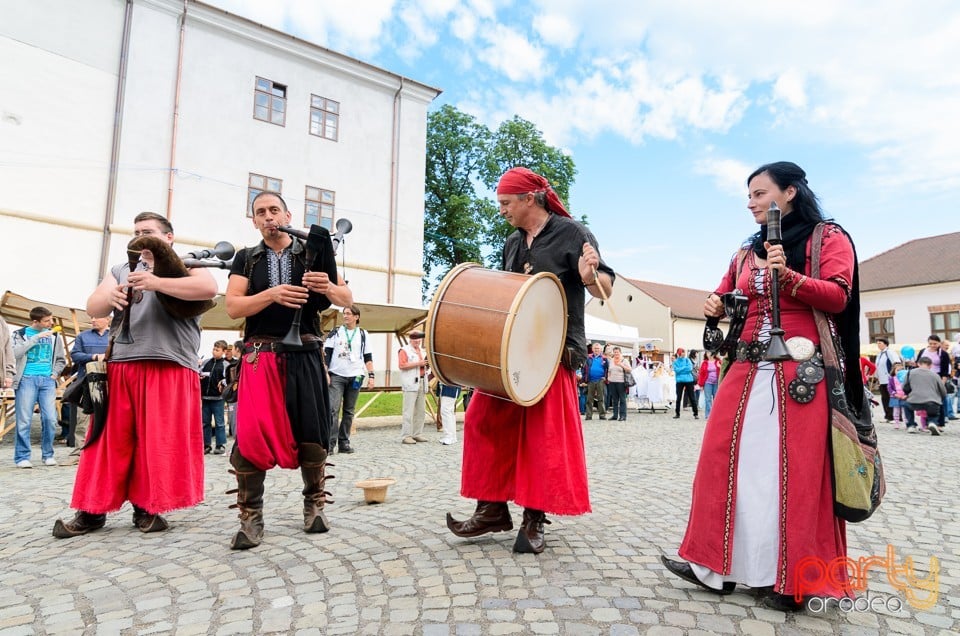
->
xmin=416 ymin=0 xmax=459 ymax=18
xmin=534 ymin=12 xmax=579 ymax=48
xmin=478 ymin=56 xmax=749 ymax=151
xmin=478 ymin=24 xmax=549 ymax=83
xmin=208 ymin=0 xmax=397 ymax=57
xmin=694 ymin=157 xmax=753 ymax=198
xmin=395 ymin=6 xmax=440 ymax=63
xmin=450 ymin=9 xmax=478 ymax=41
xmin=772 ymin=70 xmax=807 ymax=109
xmin=208 ymin=0 xmax=960 ymax=195
xmin=465 ymin=0 xmax=501 ymax=20
xmin=506 ymin=0 xmax=960 ymax=193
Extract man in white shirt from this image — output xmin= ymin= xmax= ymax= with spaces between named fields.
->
xmin=323 ymin=305 xmax=375 ymax=454
xmin=874 ymin=338 xmax=901 ymax=422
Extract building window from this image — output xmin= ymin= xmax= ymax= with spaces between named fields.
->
xmin=930 ymin=310 xmax=960 ymax=341
xmin=309 ymin=95 xmax=339 ymax=141
xmin=254 ymin=77 xmax=286 ymax=126
xmin=247 ymin=173 xmax=282 ymax=217
xmin=305 ymin=187 xmax=335 ymax=230
xmin=868 ymin=316 xmax=895 ymax=343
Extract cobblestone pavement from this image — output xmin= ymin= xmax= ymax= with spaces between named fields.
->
xmin=1 ymin=406 xmax=957 ymax=635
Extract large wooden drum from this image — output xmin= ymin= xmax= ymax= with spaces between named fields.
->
xmin=427 ymin=263 xmax=568 ymax=406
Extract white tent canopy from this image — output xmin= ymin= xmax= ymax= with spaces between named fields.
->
xmin=584 ymin=314 xmax=660 ymax=352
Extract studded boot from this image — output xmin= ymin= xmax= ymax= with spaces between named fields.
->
xmin=300 ymin=442 xmax=334 ymax=533
xmin=227 ymin=446 xmax=266 ymax=550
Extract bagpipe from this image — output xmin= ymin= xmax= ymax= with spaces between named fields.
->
xmin=113 ymin=237 xmax=235 ymax=344
xmin=75 ymin=237 xmax=235 ymax=449
xmin=274 ymin=218 xmax=352 ymax=346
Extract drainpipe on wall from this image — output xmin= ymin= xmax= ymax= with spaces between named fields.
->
xmin=385 ymin=77 xmax=404 ymax=385
xmin=670 ymin=313 xmax=678 ymax=354
xmin=98 ymin=0 xmax=134 ymax=281
xmin=387 ymin=77 xmax=403 ymax=303
xmin=165 ymin=0 xmax=188 ymax=221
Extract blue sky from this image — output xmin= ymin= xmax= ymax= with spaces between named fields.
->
xmin=210 ymin=0 xmax=959 ymax=291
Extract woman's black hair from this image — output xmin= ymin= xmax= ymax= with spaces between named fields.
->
xmin=745 ymin=161 xmax=828 ymax=273
xmin=748 ymin=161 xmax=826 ymax=224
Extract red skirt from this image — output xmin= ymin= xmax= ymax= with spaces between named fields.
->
xmin=71 ymin=361 xmax=204 ymax=514
xmin=460 ymin=367 xmax=591 ymax=515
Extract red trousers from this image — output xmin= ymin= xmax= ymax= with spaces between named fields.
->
xmin=460 ymin=367 xmax=591 ymax=515
xmin=234 ymin=352 xmax=300 ymax=470
xmin=71 ymin=361 xmax=204 ymax=514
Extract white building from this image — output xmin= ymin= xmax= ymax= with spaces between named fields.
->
xmin=586 ymin=277 xmax=715 ymax=359
xmin=1 ymin=0 xmax=440 ymax=374
xmin=859 ymin=231 xmax=960 ymax=354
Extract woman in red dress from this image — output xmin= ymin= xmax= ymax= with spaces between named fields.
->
xmin=662 ymin=161 xmax=862 ymax=611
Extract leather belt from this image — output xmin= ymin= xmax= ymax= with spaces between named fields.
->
xmin=244 ymin=339 xmax=320 ymax=354
xmin=735 ymin=340 xmax=769 ymax=363
xmin=735 ymin=338 xmax=821 ymax=364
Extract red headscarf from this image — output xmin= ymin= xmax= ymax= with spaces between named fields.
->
xmin=496 ymin=167 xmax=571 ymax=218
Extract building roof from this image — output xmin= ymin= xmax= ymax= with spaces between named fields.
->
xmin=623 ymin=278 xmax=712 ymax=320
xmin=860 ymin=232 xmax=960 ymax=291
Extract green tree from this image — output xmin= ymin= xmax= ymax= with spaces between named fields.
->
xmin=423 ymin=105 xmax=491 ymax=289
xmin=480 ymin=116 xmax=578 ymax=264
xmin=423 ymin=108 xmax=577 ymax=286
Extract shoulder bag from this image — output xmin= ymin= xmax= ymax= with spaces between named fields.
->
xmin=811 ymin=223 xmax=885 ymax=523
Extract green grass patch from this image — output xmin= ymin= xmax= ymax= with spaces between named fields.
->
xmin=354 ymin=390 xmax=467 ymax=417
xmin=355 ymin=392 xmax=403 ymax=417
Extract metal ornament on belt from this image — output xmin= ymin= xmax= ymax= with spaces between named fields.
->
xmin=747 ymin=341 xmax=765 ymax=361
xmin=785 ymin=336 xmax=816 ymax=361
xmin=788 ymin=378 xmax=816 ymax=403
xmin=797 ymin=360 xmax=825 ymax=384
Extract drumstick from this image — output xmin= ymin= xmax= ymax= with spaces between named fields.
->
xmin=581 ymin=238 xmax=620 ymax=324
xmin=592 ymin=266 xmax=621 ymax=324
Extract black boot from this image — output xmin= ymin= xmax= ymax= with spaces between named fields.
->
xmin=661 ymin=556 xmax=736 ymax=594
xmin=227 ymin=446 xmax=266 ymax=550
xmin=300 ymin=443 xmax=334 ymax=533
xmin=132 ymin=505 xmax=169 ymax=533
xmin=447 ymin=501 xmax=513 ymax=537
xmin=513 ymin=508 xmax=550 ymax=554
xmin=761 ymin=591 xmax=804 ymax=611
xmin=52 ymin=510 xmax=107 ymax=539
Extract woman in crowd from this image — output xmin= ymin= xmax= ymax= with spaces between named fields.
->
xmin=887 ymin=361 xmax=906 ymax=429
xmin=671 ymin=349 xmax=697 ymax=420
xmin=697 ymin=351 xmax=722 ymax=419
xmin=662 ymin=161 xmax=861 ymax=611
xmin=688 ymin=350 xmax=702 ymax=411
xmin=606 ymin=347 xmax=632 ymax=421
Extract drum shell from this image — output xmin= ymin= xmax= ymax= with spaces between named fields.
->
xmin=427 ymin=263 xmax=567 ymax=407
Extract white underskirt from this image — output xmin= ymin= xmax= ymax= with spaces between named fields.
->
xmin=692 ymin=363 xmax=781 ymax=589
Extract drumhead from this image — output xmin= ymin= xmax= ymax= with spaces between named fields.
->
xmin=502 ymin=273 xmax=567 ymax=405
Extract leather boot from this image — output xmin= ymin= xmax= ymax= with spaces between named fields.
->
xmin=132 ymin=505 xmax=169 ymax=533
xmin=52 ymin=510 xmax=107 ymax=539
xmin=227 ymin=446 xmax=266 ymax=550
xmin=446 ymin=501 xmax=513 ymax=537
xmin=513 ymin=507 xmax=550 ymax=554
xmin=300 ymin=442 xmax=335 ymax=533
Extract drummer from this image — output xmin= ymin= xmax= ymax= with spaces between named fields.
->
xmin=446 ymin=167 xmax=615 ymax=554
